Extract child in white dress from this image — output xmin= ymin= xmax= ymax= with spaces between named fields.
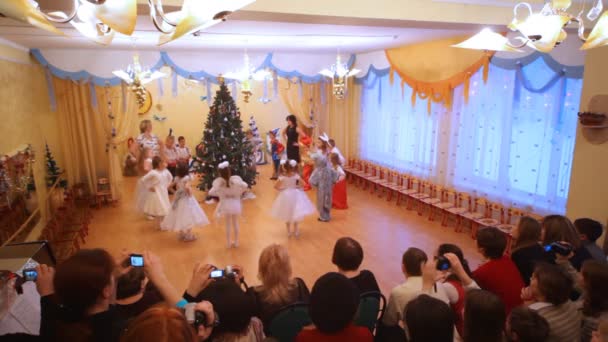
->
xmin=270 ymin=159 xmax=316 ymax=238
xmin=138 ymin=147 xmax=153 ymax=175
xmin=208 ymin=161 xmax=248 ymax=248
xmin=160 ymin=163 xmax=210 ymax=241
xmin=135 ymin=156 xmax=172 ymax=223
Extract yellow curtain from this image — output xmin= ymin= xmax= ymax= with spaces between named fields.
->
xmin=326 ymin=78 xmax=360 ymax=160
xmin=94 ymin=85 xmax=138 ymax=200
xmin=385 ymin=35 xmax=495 ymax=113
xmin=278 ymin=78 xmax=326 ymax=138
xmin=53 ymin=79 xmax=137 ymax=200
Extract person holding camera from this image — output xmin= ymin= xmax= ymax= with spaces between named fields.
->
xmin=541 ymin=215 xmax=592 ymax=271
xmin=115 ymin=266 xmax=163 ymax=324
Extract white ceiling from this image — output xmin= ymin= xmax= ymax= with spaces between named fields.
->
xmin=0 ymin=15 xmax=475 ymax=53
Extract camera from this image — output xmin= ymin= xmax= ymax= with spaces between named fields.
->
xmin=129 ymin=254 xmax=144 ymax=267
xmin=435 ymin=256 xmax=451 ymax=271
xmin=22 ymin=268 xmax=37 ymax=282
xmin=544 ymin=242 xmax=573 ymax=256
xmin=210 ymin=265 xmax=236 ymax=279
xmin=184 ymin=303 xmax=207 ymax=329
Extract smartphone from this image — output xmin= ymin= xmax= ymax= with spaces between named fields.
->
xmin=210 ymin=269 xmax=224 ymax=279
xmin=23 ymin=268 xmax=38 ymax=282
xmin=130 ymin=254 xmax=144 ymax=267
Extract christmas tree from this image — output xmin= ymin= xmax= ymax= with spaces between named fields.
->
xmin=249 ymin=116 xmax=266 ymax=165
xmin=45 ymin=143 xmax=66 ymax=188
xmin=196 ymin=78 xmax=255 ymax=190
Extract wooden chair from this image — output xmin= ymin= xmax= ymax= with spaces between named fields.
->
xmin=459 ymin=197 xmax=489 ymax=238
xmin=418 ymin=184 xmax=441 ymax=216
xmin=407 ymin=180 xmax=431 ymax=211
xmin=470 ymin=201 xmax=502 ymax=239
xmin=396 ymin=174 xmax=413 ymax=206
xmin=385 ymin=171 xmax=403 ymax=202
xmin=95 ymin=178 xmax=113 ymax=209
xmin=430 ymin=189 xmax=456 ymax=222
xmin=497 ymin=207 xmax=524 ymax=255
xmin=444 ymin=192 xmax=472 ymax=230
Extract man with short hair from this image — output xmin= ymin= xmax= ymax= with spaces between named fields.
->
xmin=382 ymin=247 xmax=448 ymax=326
xmin=574 ymin=218 xmax=607 ymax=263
xmin=473 ymin=227 xmax=525 ymax=315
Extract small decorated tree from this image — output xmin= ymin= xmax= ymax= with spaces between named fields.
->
xmin=45 ymin=144 xmax=67 ymax=188
xmin=249 ymin=116 xmax=266 ymax=165
xmin=195 ymin=78 xmax=255 ymax=190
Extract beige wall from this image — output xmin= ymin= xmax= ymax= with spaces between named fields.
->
xmin=0 ymin=43 xmax=63 ymax=240
xmin=567 ymin=48 xmax=608 ymax=238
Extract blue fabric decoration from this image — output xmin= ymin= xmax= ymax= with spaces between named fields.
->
xmin=231 ymin=82 xmax=238 ymax=102
xmin=272 ymin=72 xmax=278 ymax=98
xmin=263 ymin=77 xmax=268 ymax=99
xmin=172 ymin=71 xmax=178 ymax=97
xmin=297 ymin=78 xmax=303 ymax=100
xmin=206 ymin=79 xmax=212 ymax=106
xmin=89 ymin=81 xmax=97 ymax=109
xmin=320 ymin=81 xmax=326 ymax=105
xmin=44 ymin=67 xmax=57 ymax=112
xmin=157 ymin=77 xmax=164 ymax=97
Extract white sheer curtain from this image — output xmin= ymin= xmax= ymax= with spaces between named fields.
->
xmin=359 ymin=58 xmax=582 ymax=214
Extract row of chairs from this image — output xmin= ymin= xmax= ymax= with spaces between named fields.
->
xmin=343 ymin=159 xmax=542 ymax=254
xmin=269 ymin=291 xmax=386 ymax=342
xmin=40 ymin=183 xmax=92 ymax=262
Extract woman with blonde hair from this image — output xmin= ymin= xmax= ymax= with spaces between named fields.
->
xmin=136 ymin=119 xmax=163 ymax=157
xmin=252 ymin=244 xmax=310 ymax=335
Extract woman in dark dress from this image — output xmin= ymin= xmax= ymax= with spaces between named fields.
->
xmin=282 ymin=115 xmax=305 ymax=164
xmin=510 ymin=216 xmax=550 ymax=285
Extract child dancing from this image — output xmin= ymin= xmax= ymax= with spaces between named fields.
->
xmin=330 ymin=152 xmax=348 ymax=209
xmin=309 ymin=134 xmax=339 ymax=222
xmin=270 ymin=159 xmax=316 ymax=238
xmin=135 ymin=156 xmax=172 ymax=224
xmin=268 ymin=129 xmax=285 ymax=180
xmin=208 ymin=161 xmax=248 ymax=248
xmin=161 ymin=162 xmax=210 ymax=241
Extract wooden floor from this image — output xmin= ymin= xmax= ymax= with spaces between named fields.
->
xmin=84 ymin=164 xmax=482 ymax=296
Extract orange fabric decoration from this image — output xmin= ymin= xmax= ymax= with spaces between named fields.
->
xmin=385 ymin=50 xmax=495 ymax=113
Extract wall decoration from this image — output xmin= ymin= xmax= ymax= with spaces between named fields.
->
xmin=138 ymin=89 xmax=153 ymax=115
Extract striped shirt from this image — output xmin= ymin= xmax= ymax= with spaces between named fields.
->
xmin=530 ymin=301 xmax=581 ymax=342
xmin=136 ymin=133 xmax=161 ymax=156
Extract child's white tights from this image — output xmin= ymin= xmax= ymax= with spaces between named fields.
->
xmin=286 ymin=222 xmax=300 ymax=238
xmin=225 ymin=214 xmax=240 ymax=248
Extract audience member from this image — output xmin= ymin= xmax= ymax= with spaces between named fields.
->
xmin=332 ymin=237 xmax=380 ymax=293
xmin=251 ymin=244 xmax=310 ymax=334
xmin=592 ymin=315 xmax=608 ymax=342
xmin=472 ymin=227 xmax=525 ymax=315
xmin=295 ymin=272 xmax=372 ymax=342
xmin=542 ymin=215 xmax=592 ymax=270
xmin=119 ymin=302 xmax=214 ymax=342
xmin=575 ymin=218 xmax=607 ymax=263
xmin=511 ymin=216 xmax=551 ymax=285
xmin=383 ymin=247 xmax=448 ymax=326
xmin=436 ymin=243 xmax=471 ymax=337
xmin=37 ymin=249 xmax=125 ymax=342
xmin=115 ymin=267 xmax=163 ymax=324
xmin=197 ymin=279 xmax=264 ymax=342
xmin=581 ymin=260 xmax=608 ymax=342
xmin=524 ymin=263 xmax=581 ymax=342
xmin=506 ymin=306 xmax=550 ymax=342
xmin=404 ymin=294 xmax=454 ymax=342
xmin=463 ymin=289 xmax=505 ymax=342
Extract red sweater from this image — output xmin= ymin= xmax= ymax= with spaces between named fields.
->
xmin=296 ymin=324 xmax=373 ymax=342
xmin=472 ymin=255 xmax=525 ymax=315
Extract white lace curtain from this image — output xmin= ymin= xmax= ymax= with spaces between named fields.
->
xmin=359 ymin=58 xmax=582 ymax=214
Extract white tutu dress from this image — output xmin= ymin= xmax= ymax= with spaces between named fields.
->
xmin=135 ymin=169 xmax=172 ymax=217
xmin=270 ymin=174 xmax=316 ymax=222
xmin=208 ymin=176 xmax=248 ymax=217
xmin=161 ymin=175 xmax=210 ymax=231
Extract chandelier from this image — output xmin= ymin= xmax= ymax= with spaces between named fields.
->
xmin=454 ymin=0 xmax=608 ymax=52
xmin=319 ymin=54 xmax=360 ymax=100
xmin=224 ymin=52 xmax=271 ymax=103
xmin=0 ymin=0 xmax=255 ymax=46
xmin=112 ymin=53 xmax=165 ymax=107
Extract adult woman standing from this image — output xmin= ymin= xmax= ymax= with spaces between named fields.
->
xmin=282 ymin=115 xmax=305 ymax=164
xmin=136 ymin=120 xmax=163 ymax=157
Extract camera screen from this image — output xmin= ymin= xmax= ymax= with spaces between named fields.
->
xmin=23 ymin=269 xmax=37 ymax=281
xmin=210 ymin=270 xmax=224 ymax=278
xmin=130 ymin=255 xmax=144 ymax=267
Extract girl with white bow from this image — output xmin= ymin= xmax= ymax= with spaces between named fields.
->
xmin=208 ymin=161 xmax=249 ymax=248
xmin=270 ymin=159 xmax=316 ymax=238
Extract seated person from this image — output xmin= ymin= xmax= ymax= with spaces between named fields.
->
xmin=332 ymin=237 xmax=380 ymax=294
xmin=404 ymin=295 xmax=454 ymax=342
xmin=115 ymin=267 xmax=163 ymax=323
xmin=296 ymin=272 xmax=373 ymax=342
xmin=542 ymin=215 xmax=592 ymax=270
xmin=574 ymin=218 xmax=607 ymax=263
xmin=472 ymin=227 xmax=525 ymax=315
xmin=593 ymin=315 xmax=608 ymax=342
xmin=463 ymin=289 xmax=506 ymax=342
xmin=523 ymin=263 xmax=581 ymax=342
xmin=382 ymin=247 xmax=448 ymax=327
xmin=506 ymin=306 xmax=550 ymax=342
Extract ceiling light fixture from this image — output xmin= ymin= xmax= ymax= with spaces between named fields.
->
xmin=453 ymin=0 xmax=608 ymax=52
xmin=320 ymin=54 xmax=360 ymax=100
xmin=224 ymin=51 xmax=271 ymax=103
xmin=112 ymin=51 xmax=165 ymax=107
xmin=0 ymin=0 xmax=255 ymax=46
